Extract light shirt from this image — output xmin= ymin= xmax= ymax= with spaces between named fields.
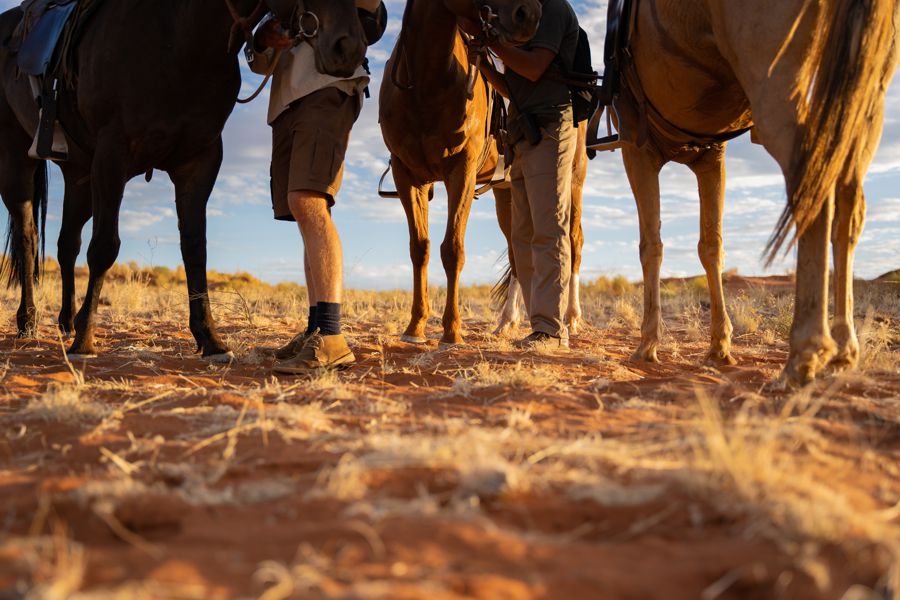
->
xmin=250 ymin=0 xmax=380 ymax=124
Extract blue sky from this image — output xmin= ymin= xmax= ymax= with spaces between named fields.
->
xmin=4 ymin=0 xmax=899 ymax=289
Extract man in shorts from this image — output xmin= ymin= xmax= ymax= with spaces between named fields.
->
xmin=250 ymin=1 xmax=386 ymax=373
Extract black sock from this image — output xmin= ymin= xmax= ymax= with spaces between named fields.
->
xmin=305 ymin=306 xmax=318 ymax=335
xmin=316 ymin=302 xmax=341 ymax=336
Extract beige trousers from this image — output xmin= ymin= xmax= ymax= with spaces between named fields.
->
xmin=509 ymin=115 xmax=578 ymax=339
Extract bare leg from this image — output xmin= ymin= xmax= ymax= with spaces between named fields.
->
xmin=288 ymin=192 xmax=342 ymax=304
xmin=622 ymin=144 xmax=665 ymax=363
xmin=304 ymin=251 xmax=319 ymax=308
xmin=690 ymin=144 xmax=736 ymax=366
xmin=439 ymin=157 xmax=477 ymax=346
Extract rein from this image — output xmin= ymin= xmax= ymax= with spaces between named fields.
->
xmin=224 ymin=0 xmax=268 ymax=54
xmin=391 ymin=0 xmax=501 ymax=93
xmin=228 ymin=0 xmax=322 ymax=104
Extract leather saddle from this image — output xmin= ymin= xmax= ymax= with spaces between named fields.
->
xmin=12 ymin=0 xmax=79 ymax=77
xmin=7 ymin=0 xmax=96 ymax=161
xmin=601 ymin=0 xmax=632 ymax=106
xmin=584 ymin=0 xmax=632 ymax=155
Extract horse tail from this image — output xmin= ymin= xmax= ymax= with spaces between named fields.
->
xmin=766 ymin=0 xmax=896 ymax=262
xmin=1 ymin=160 xmax=48 ymax=288
xmin=33 ymin=160 xmax=48 ymax=281
xmin=491 ymin=256 xmax=513 ymax=312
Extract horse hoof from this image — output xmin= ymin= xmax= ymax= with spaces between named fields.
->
xmin=401 ymin=335 xmax=427 ymax=345
xmin=66 ymin=353 xmax=97 ymax=361
xmin=631 ymin=348 xmax=660 ymax=364
xmin=704 ymin=351 xmax=737 ymax=367
xmin=205 ymin=351 xmax=235 ymax=364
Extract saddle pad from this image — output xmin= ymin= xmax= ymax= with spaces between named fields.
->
xmin=18 ymin=0 xmax=78 ymax=76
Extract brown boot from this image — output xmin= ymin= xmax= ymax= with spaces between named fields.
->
xmin=273 ymin=331 xmax=356 ymax=374
xmin=274 ymin=330 xmax=311 ymax=360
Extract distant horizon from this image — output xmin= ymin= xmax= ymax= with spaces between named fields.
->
xmin=2 ymin=0 xmax=898 ymax=291
xmin=50 ymin=259 xmax=900 ymax=291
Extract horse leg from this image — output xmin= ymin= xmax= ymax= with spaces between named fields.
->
xmin=0 ymin=158 xmax=43 ymax=337
xmin=689 ymin=144 xmax=736 ymax=366
xmin=622 ymin=143 xmax=665 ymax=362
xmin=782 ymin=192 xmax=837 ymax=385
xmin=394 ymin=158 xmax=432 ymax=344
xmin=828 ymin=169 xmax=865 ymax=372
xmin=168 ymin=140 xmax=230 ymax=360
xmin=68 ymin=137 xmax=128 ymax=357
xmin=566 ymin=127 xmax=587 ymax=337
xmin=493 ymin=185 xmax=523 ymax=335
xmin=57 ymin=169 xmax=92 ymax=337
xmin=439 ymin=159 xmax=476 ymax=347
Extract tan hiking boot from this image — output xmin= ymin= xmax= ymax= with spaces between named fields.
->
xmin=273 ymin=332 xmax=356 ymax=374
xmin=274 ymin=330 xmax=311 ymax=360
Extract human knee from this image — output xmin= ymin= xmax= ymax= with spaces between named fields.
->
xmin=288 ymin=191 xmax=331 ymax=225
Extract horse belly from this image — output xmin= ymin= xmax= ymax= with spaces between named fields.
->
xmin=636 ymin=0 xmax=751 ymax=133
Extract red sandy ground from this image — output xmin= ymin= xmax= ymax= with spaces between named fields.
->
xmin=0 ymin=275 xmax=898 ymax=599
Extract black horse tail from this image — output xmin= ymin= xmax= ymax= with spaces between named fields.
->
xmin=2 ymin=160 xmax=49 ymax=288
xmin=35 ymin=160 xmax=48 ymax=279
xmin=490 ymin=252 xmax=513 ymax=312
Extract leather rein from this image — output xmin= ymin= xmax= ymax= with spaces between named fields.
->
xmin=391 ymin=0 xmax=500 ymax=93
xmin=224 ymin=0 xmax=323 ymax=104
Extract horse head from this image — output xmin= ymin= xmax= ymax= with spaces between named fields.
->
xmin=446 ymin=0 xmax=542 ymax=45
xmin=266 ymin=0 xmax=366 ymax=77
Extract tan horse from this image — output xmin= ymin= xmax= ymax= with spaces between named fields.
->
xmin=615 ymin=0 xmax=898 ymax=384
xmin=379 ymin=0 xmax=541 ymax=346
xmin=493 ymin=120 xmax=588 ymax=336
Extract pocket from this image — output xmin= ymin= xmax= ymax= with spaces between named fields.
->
xmin=309 ymin=128 xmax=340 ymax=184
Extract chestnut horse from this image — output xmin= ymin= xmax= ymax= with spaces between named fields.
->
xmin=0 ymin=0 xmax=367 ymax=359
xmin=379 ymin=0 xmax=541 ymax=347
xmin=614 ymin=0 xmax=898 ymax=384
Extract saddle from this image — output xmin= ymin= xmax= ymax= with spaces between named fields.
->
xmin=13 ymin=0 xmax=79 ymax=76
xmin=591 ymin=0 xmax=752 ymax=158
xmin=7 ymin=0 xmax=100 ymax=161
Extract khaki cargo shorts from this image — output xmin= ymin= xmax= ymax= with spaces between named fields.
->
xmin=270 ymin=86 xmax=362 ymax=221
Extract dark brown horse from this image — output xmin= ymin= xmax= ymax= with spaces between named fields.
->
xmin=380 ymin=0 xmax=541 ymax=347
xmin=0 ymin=0 xmax=367 ymax=360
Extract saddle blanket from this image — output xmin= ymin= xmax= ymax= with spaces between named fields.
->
xmin=16 ymin=0 xmax=78 ymax=76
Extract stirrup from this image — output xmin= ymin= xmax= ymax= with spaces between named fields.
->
xmin=378 ymin=160 xmax=400 ymax=199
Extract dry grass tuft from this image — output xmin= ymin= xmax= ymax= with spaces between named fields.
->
xmin=23 ymin=384 xmax=111 ymax=424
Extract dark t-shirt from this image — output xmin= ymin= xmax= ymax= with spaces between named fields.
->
xmin=506 ymin=0 xmax=579 ymax=118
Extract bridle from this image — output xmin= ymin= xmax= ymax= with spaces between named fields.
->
xmin=465 ymin=3 xmax=500 ymax=99
xmin=286 ymin=0 xmax=321 ymax=43
xmin=391 ymin=0 xmax=502 ymax=93
xmin=225 ymin=0 xmax=323 ymax=104
xmin=224 ymin=0 xmax=321 ymax=57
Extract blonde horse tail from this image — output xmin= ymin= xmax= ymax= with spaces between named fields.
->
xmin=766 ymin=0 xmax=896 ymax=263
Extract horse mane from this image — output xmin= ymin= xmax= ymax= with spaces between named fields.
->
xmin=766 ymin=0 xmax=897 ymax=263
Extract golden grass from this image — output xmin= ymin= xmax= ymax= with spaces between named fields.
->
xmin=2 ymin=264 xmax=899 ymax=597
